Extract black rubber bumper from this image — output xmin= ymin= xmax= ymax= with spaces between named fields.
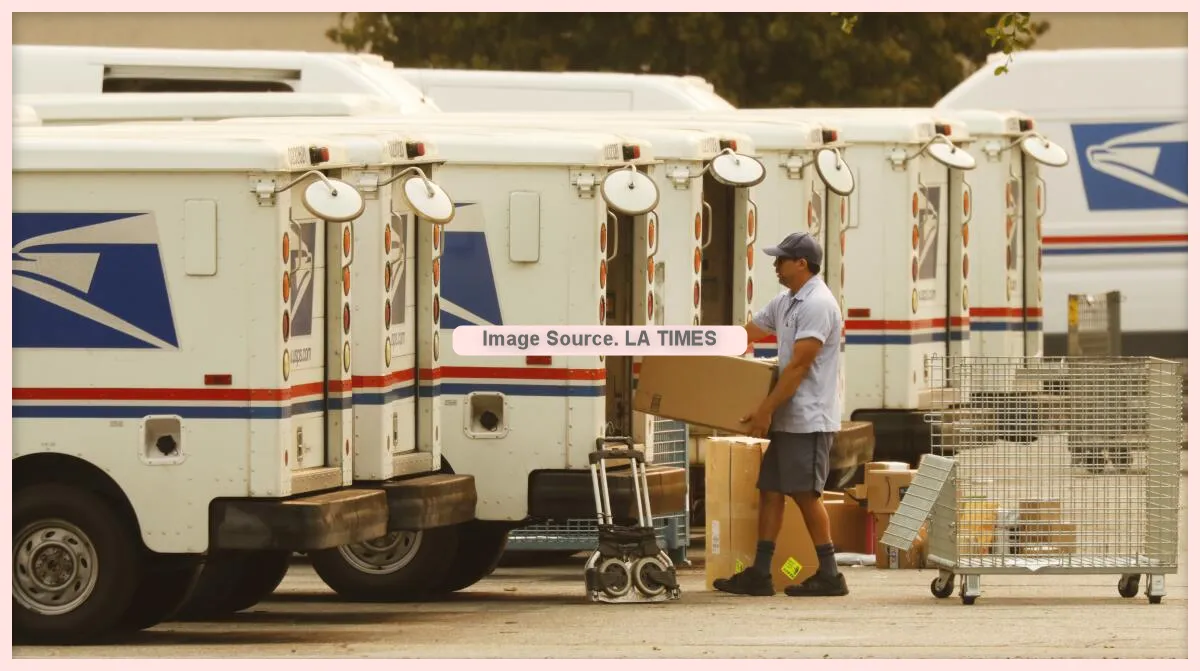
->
xmin=209 ymin=488 xmax=389 ymax=552
xmin=372 ymin=473 xmax=477 ymax=531
xmin=527 ymin=465 xmax=687 ymax=523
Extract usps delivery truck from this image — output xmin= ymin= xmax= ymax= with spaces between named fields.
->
xmin=936 ymin=48 xmax=1188 ymax=359
xmin=11 ymin=44 xmax=441 ymax=113
xmin=12 ymin=124 xmax=398 ymax=643
xmin=393 ymin=67 xmax=737 ymax=112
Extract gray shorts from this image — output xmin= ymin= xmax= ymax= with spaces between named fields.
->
xmin=756 ymin=431 xmax=835 ymax=494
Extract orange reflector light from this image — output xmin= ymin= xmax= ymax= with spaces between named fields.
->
xmin=385 ymin=300 xmax=392 ymax=326
xmin=600 ymin=222 xmax=608 ymax=253
xmin=962 ymin=223 xmax=970 ymax=247
xmin=384 ymin=225 xmax=392 ymax=251
xmin=912 ymin=224 xmax=920 ymax=250
xmin=282 ymin=311 xmax=290 ymax=341
xmin=204 ymin=374 xmax=232 ymax=386
xmin=746 ymin=245 xmax=754 ymax=269
xmin=911 ymin=258 xmax=918 ymax=281
xmin=647 ymin=291 xmax=654 ymax=320
xmin=343 ymin=266 xmax=350 ymax=295
xmin=433 ymin=295 xmax=440 ymax=323
xmin=648 ymin=220 xmax=656 ymax=250
xmin=282 ymin=233 xmax=290 ymax=263
xmin=694 ymin=247 xmax=702 ymax=274
xmin=343 ymin=227 xmax=352 ymax=257
xmin=962 ymin=254 xmax=970 ymax=278
xmin=693 ymin=281 xmax=700 ymax=307
xmin=283 ymin=272 xmax=291 ymax=303
xmin=747 ymin=278 xmax=754 ymax=303
xmin=647 ymin=257 xmax=655 ymax=283
xmin=747 ymin=209 xmax=756 ymax=239
xmin=599 ymin=296 xmax=607 ymax=323
xmin=600 ymin=260 xmax=607 ymax=288
xmin=694 ymin=213 xmax=702 ymax=240
xmin=343 ymin=304 xmax=351 ymax=334
xmin=912 ymin=193 xmax=919 ymax=218
xmin=433 ymin=258 xmax=440 ymax=287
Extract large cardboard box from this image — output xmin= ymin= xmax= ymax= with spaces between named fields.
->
xmin=634 ymin=356 xmax=776 ymax=434
xmin=826 ymin=498 xmax=871 ymax=554
xmin=704 ymin=437 xmax=819 ymax=592
xmin=865 ymin=468 xmax=917 ymax=514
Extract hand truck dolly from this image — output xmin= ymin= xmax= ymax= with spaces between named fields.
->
xmin=583 ymin=437 xmax=681 ymax=603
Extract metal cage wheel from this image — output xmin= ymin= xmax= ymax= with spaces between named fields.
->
xmin=961 ymin=595 xmax=977 ymax=605
xmin=1148 ymin=595 xmax=1163 ymax=605
xmin=1117 ymin=574 xmax=1140 ymax=599
xmin=930 ymin=575 xmax=955 ymax=599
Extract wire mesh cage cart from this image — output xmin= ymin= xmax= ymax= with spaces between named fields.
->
xmin=505 ymin=418 xmax=691 ymax=563
xmin=1066 ymin=291 xmax=1122 ymax=357
xmin=882 ymin=355 xmax=1185 ymax=605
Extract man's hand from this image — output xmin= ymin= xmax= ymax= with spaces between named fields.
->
xmin=740 ymin=406 xmax=772 ymax=439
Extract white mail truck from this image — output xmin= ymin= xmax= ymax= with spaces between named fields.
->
xmin=936 ymin=48 xmax=1188 ymax=359
xmin=13 ymin=124 xmax=399 ymax=642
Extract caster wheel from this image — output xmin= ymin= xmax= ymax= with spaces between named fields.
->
xmin=961 ymin=595 xmax=977 ymax=605
xmin=1118 ymin=575 xmax=1140 ymax=598
xmin=930 ymin=576 xmax=955 ymax=599
xmin=1149 ymin=595 xmax=1163 ymax=605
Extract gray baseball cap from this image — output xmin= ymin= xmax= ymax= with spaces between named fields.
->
xmin=763 ymin=232 xmax=823 ymax=267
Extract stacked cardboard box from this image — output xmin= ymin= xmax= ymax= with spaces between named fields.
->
xmin=863 ymin=463 xmax=927 ymax=569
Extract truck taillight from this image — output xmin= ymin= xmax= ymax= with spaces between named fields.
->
xmin=308 ymin=146 xmax=330 ymax=164
xmin=406 ymin=142 xmax=426 ymax=158
xmin=1019 ymin=118 xmax=1034 ymax=132
xmin=720 ymin=139 xmax=738 ymax=151
xmin=821 ymin=129 xmax=838 ymax=143
xmin=622 ymin=144 xmax=641 ymax=160
xmin=934 ymin=123 xmax=951 ymax=136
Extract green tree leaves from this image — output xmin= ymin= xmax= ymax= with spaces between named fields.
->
xmin=327 ymin=13 xmax=1049 ymax=108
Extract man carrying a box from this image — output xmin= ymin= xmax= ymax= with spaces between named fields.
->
xmin=713 ymin=232 xmax=848 ymax=598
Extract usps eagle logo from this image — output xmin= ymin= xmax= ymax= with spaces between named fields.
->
xmin=1071 ymin=121 xmax=1187 ymax=211
xmin=13 ymin=212 xmax=179 ymax=350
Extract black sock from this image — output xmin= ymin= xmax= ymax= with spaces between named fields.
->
xmin=751 ymin=540 xmax=775 ymax=576
xmin=816 ymin=543 xmax=838 ymax=578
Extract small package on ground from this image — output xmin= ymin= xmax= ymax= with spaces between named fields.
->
xmin=633 ymin=356 xmax=776 ymax=434
xmin=873 ymin=512 xmax=928 ymax=569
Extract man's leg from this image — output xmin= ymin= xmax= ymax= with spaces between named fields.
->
xmin=751 ymin=490 xmax=786 ymax=576
xmin=783 ymin=432 xmax=848 ymax=597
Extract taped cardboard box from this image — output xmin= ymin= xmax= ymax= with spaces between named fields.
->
xmin=865 ymin=468 xmax=917 ymax=514
xmin=634 ymin=356 xmax=777 ymax=434
xmin=704 ymin=437 xmax=818 ymax=592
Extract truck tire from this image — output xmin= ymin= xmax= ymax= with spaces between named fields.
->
xmin=119 ymin=555 xmax=203 ymax=631
xmin=13 ymin=483 xmax=141 ymax=645
xmin=432 ymin=521 xmax=512 ymax=594
xmin=310 ymin=526 xmax=459 ymax=602
xmin=173 ymin=550 xmax=291 ymax=620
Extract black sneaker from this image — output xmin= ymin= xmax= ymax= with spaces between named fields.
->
xmin=713 ymin=568 xmax=775 ymax=596
xmin=784 ymin=572 xmax=849 ymax=597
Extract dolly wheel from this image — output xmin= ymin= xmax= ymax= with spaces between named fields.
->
xmin=930 ymin=576 xmax=955 ymax=599
xmin=1117 ymin=574 xmax=1140 ymax=599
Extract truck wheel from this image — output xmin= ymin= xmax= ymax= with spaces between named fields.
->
xmin=310 ymin=527 xmax=459 ymax=601
xmin=432 ymin=521 xmax=512 ymax=594
xmin=119 ymin=555 xmax=203 ymax=631
xmin=13 ymin=484 xmax=141 ymax=645
xmin=173 ymin=550 xmax=291 ymax=620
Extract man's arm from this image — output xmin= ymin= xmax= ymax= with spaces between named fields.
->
xmin=744 ymin=320 xmax=771 ymax=344
xmin=755 ymin=337 xmax=822 ymax=416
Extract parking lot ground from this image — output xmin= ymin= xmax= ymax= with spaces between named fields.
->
xmin=15 ymin=472 xmax=1188 ymax=659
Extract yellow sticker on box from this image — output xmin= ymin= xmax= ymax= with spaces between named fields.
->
xmin=734 ymin=560 xmax=745 ymax=574
xmin=780 ymin=557 xmax=802 ymax=580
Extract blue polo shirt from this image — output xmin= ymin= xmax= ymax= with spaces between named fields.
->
xmin=751 ymin=275 xmax=843 ymax=434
